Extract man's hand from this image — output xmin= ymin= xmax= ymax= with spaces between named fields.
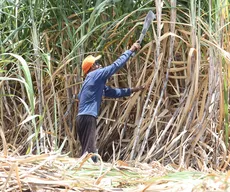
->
xmin=130 ymin=41 xmax=141 ymax=52
xmin=131 ymin=85 xmax=145 ymax=93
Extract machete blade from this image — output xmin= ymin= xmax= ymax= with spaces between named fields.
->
xmin=138 ymin=11 xmax=156 ymax=43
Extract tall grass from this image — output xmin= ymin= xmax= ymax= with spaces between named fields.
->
xmin=0 ymin=0 xmax=230 ymax=170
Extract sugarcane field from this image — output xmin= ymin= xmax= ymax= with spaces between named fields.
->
xmin=1 ymin=0 xmax=230 ymax=191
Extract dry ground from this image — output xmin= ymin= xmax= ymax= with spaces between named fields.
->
xmin=0 ymin=152 xmax=229 ymax=192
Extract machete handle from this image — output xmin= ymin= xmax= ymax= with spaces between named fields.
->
xmin=131 ymin=40 xmax=141 ymax=57
xmin=131 ymin=51 xmax=136 ymax=57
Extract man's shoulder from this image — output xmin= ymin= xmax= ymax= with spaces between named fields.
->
xmin=87 ymin=69 xmax=105 ymax=81
xmin=88 ymin=68 xmax=104 ymax=76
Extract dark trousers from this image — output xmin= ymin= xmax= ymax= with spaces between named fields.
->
xmin=76 ymin=115 xmax=97 ymax=158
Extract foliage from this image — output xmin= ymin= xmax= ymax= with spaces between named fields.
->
xmin=0 ymin=0 xmax=230 ymax=171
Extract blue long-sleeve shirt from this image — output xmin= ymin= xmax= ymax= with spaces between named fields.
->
xmin=77 ymin=50 xmax=133 ymax=117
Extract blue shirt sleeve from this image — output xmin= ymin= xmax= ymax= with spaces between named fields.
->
xmin=100 ymin=50 xmax=133 ymax=80
xmin=103 ymin=85 xmax=131 ymax=98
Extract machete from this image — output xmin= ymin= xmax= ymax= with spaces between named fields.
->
xmin=132 ymin=10 xmax=156 ymax=56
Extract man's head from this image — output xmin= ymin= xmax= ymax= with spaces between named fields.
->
xmin=82 ymin=55 xmax=102 ymax=75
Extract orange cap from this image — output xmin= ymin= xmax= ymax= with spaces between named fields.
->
xmin=82 ymin=55 xmax=101 ymax=75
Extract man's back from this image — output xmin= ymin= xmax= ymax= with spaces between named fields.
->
xmin=78 ymin=69 xmax=106 ymax=117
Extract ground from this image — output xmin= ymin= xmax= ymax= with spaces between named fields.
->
xmin=0 ymin=153 xmax=229 ymax=191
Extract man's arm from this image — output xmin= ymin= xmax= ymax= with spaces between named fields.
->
xmin=103 ymin=85 xmax=145 ymax=98
xmin=100 ymin=42 xmax=141 ymax=80
xmin=103 ymin=86 xmax=131 ymax=98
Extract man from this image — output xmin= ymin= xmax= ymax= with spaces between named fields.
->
xmin=76 ymin=41 xmax=144 ymax=162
